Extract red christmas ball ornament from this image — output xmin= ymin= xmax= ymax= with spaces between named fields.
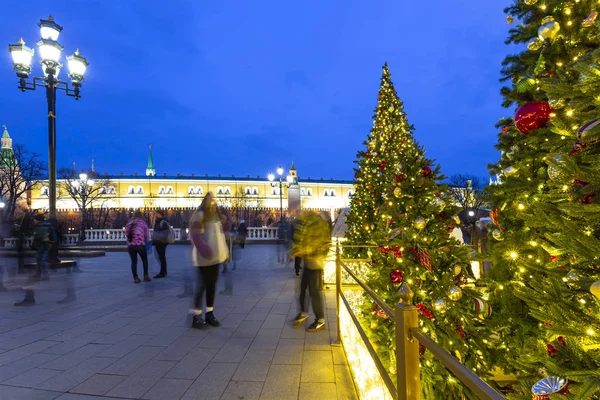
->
xmin=557 ymin=336 xmax=566 ymax=346
xmin=514 ymin=101 xmax=554 ymax=134
xmin=546 ymin=343 xmax=558 ymax=356
xmin=574 ymin=179 xmax=589 ymax=187
xmin=390 ymin=269 xmax=403 ymax=284
xmin=380 ymin=161 xmax=387 ymax=170
xmin=422 ymin=166 xmax=433 ymax=177
xmin=395 ymin=174 xmax=405 ymax=183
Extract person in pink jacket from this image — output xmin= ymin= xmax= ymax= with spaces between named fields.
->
xmin=125 ymin=211 xmax=151 ymax=283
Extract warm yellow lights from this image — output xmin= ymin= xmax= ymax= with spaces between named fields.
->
xmin=557 ymin=62 xmax=563 ymax=67
xmin=519 ymin=267 xmax=526 ymax=273
xmin=587 ymin=329 xmax=596 ymax=336
xmin=518 ymin=203 xmax=525 ymax=210
xmin=563 ymin=185 xmax=569 ymax=192
xmin=339 ymin=299 xmax=393 ymax=400
xmin=541 ymin=4 xmax=547 ymax=10
xmin=530 ymin=241 xmax=538 ymax=247
xmin=580 ymin=299 xmax=586 ymax=304
xmin=567 ymin=20 xmax=573 ymax=26
xmin=565 ymin=8 xmax=571 ymax=15
xmin=566 ymin=109 xmax=574 ymax=117
xmin=509 ymin=251 xmax=518 ymax=260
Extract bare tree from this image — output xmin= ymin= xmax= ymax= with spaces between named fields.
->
xmin=0 ymin=144 xmax=46 ymax=224
xmin=57 ymin=168 xmax=114 ymax=241
xmin=447 ymin=174 xmax=489 ymax=227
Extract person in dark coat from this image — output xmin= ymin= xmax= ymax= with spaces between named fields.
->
xmin=152 ymin=210 xmax=170 ymax=278
xmin=237 ymin=220 xmax=248 ymax=249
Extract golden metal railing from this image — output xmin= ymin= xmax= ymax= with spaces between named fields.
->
xmin=334 ymin=241 xmax=504 ymax=400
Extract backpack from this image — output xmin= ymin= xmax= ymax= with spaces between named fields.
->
xmin=33 ymin=222 xmax=55 ymax=247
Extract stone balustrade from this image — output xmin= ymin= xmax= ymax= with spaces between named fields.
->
xmin=3 ymin=227 xmax=277 ymax=247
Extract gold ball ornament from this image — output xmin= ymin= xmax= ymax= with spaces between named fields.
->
xmin=492 ymin=229 xmax=504 ymax=241
xmin=548 ymin=98 xmax=565 ymax=109
xmin=433 ymin=299 xmax=447 ymax=313
xmin=452 ymin=215 xmax=461 ymax=225
xmin=414 ymin=218 xmax=426 ymax=230
xmin=504 ymin=166 xmax=516 ymax=176
xmin=590 ymin=281 xmax=600 ymax=299
xmin=393 ymin=186 xmax=402 ymax=198
xmin=527 ymin=37 xmax=543 ymax=51
xmin=506 ymin=15 xmax=515 ymax=24
xmin=524 ymin=0 xmax=538 ymax=4
xmin=538 ymin=18 xmax=560 ymax=41
xmin=448 ymin=286 xmax=463 ymax=301
xmin=453 ymin=265 xmax=462 ymax=276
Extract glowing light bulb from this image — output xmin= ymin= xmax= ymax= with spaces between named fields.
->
xmin=518 ymin=203 xmax=525 ymax=210
xmin=509 ymin=251 xmax=518 ymax=260
xmin=530 ymin=241 xmax=538 ymax=247
xmin=587 ymin=329 xmax=595 ymax=336
xmin=566 ymin=109 xmax=574 ymax=117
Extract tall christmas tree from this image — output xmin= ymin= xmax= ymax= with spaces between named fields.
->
xmin=346 ymin=64 xmax=492 ymax=399
xmin=503 ymin=17 xmax=600 ymax=399
xmin=484 ymin=0 xmax=600 ymax=396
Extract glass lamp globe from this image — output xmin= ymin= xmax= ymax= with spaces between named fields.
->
xmin=268 ymin=173 xmax=275 ymax=182
xmin=37 ymin=39 xmax=63 ymax=63
xmin=277 ymin=166 xmax=284 ymax=176
xmin=38 ymin=16 xmax=63 ymax=41
xmin=87 ymin=180 xmax=94 ymax=186
xmin=79 ymin=173 xmax=88 ymax=181
xmin=66 ymin=49 xmax=88 ymax=83
xmin=8 ymin=39 xmax=34 ymax=74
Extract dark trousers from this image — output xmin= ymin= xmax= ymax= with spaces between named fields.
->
xmin=155 ymin=243 xmax=168 ymax=275
xmin=240 ymin=239 xmax=246 ymax=249
xmin=294 ymin=257 xmax=302 ymax=275
xmin=128 ymin=245 xmax=148 ymax=277
xmin=299 ymin=267 xmax=324 ymax=321
xmin=195 ymin=264 xmax=219 ymax=309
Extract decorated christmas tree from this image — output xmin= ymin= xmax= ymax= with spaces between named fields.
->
xmin=346 ymin=64 xmax=493 ymax=399
xmin=484 ymin=1 xmax=600 ymax=397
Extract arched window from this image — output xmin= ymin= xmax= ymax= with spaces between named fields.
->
xmin=217 ymin=186 xmax=223 ymax=196
xmin=324 ymin=189 xmax=330 ymax=197
xmin=330 ymin=189 xmax=336 ymax=197
xmin=99 ymin=187 xmax=107 ymax=195
xmin=196 ymin=186 xmax=203 ymax=195
xmin=136 ymin=186 xmax=144 ymax=195
xmin=348 ymin=189 xmax=355 ymax=198
xmin=158 ymin=186 xmax=165 ymax=195
xmin=252 ymin=186 xmax=258 ymax=195
xmin=128 ymin=186 xmax=135 ymax=195
xmin=245 ymin=186 xmax=251 ymax=195
xmin=224 ymin=186 xmax=231 ymax=195
xmin=300 ymin=188 xmax=305 ymax=196
xmin=166 ymin=186 xmax=174 ymax=195
xmin=41 ymin=186 xmax=49 ymax=196
xmin=307 ymin=188 xmax=313 ymax=196
xmin=271 ymin=187 xmax=282 ymax=195
xmin=188 ymin=186 xmax=196 ymax=195
xmin=108 ymin=186 xmax=116 ymax=195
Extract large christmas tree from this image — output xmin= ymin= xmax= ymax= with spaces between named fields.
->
xmin=346 ymin=64 xmax=492 ymax=399
xmin=484 ymin=0 xmax=600 ymax=397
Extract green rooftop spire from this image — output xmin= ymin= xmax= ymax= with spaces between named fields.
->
xmin=0 ymin=125 xmax=16 ymax=168
xmin=146 ymin=144 xmax=156 ymax=177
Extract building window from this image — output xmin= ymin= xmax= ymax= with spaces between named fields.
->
xmin=217 ymin=186 xmax=223 ymax=196
xmin=300 ymin=188 xmax=305 ymax=196
xmin=99 ymin=187 xmax=107 ymax=195
xmin=324 ymin=189 xmax=330 ymax=197
xmin=158 ymin=185 xmax=165 ymax=195
xmin=245 ymin=186 xmax=251 ymax=195
xmin=108 ymin=186 xmax=116 ymax=195
xmin=41 ymin=186 xmax=49 ymax=196
xmin=166 ymin=186 xmax=173 ymax=195
xmin=128 ymin=186 xmax=135 ymax=195
xmin=224 ymin=186 xmax=231 ymax=195
xmin=196 ymin=186 xmax=203 ymax=195
xmin=271 ymin=187 xmax=282 ymax=196
xmin=188 ymin=186 xmax=195 ymax=195
xmin=252 ymin=186 xmax=258 ymax=195
xmin=348 ymin=189 xmax=355 ymax=197
xmin=307 ymin=188 xmax=312 ymax=196
xmin=136 ymin=186 xmax=144 ymax=195
xmin=330 ymin=189 xmax=336 ymax=197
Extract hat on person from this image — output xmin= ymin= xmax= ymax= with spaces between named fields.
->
xmin=240 ymin=220 xmax=245 ymax=224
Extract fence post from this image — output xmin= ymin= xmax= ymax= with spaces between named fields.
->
xmin=396 ymin=283 xmax=420 ymax=400
xmin=334 ymin=239 xmax=342 ymax=345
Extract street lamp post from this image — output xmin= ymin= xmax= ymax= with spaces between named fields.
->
xmin=8 ymin=15 xmax=89 ymax=220
xmin=268 ymin=166 xmax=292 ymax=222
xmin=74 ymin=172 xmax=94 ymax=241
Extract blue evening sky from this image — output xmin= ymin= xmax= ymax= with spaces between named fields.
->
xmin=0 ymin=0 xmax=512 ymax=181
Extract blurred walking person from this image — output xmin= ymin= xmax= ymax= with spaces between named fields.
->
xmin=290 ymin=213 xmax=304 ymax=278
xmin=189 ymin=192 xmax=228 ymax=328
xmin=126 ymin=211 xmax=151 ymax=283
xmin=237 ymin=219 xmax=248 ymax=249
xmin=152 ymin=210 xmax=170 ymax=278
xmin=291 ymin=211 xmax=330 ymax=332
xmin=32 ymin=213 xmax=57 ymax=281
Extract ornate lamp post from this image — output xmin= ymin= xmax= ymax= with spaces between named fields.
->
xmin=268 ymin=166 xmax=292 ymax=222
xmin=8 ymin=15 xmax=89 ymax=219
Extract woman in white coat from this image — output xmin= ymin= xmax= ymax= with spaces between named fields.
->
xmin=189 ymin=192 xmax=228 ymax=328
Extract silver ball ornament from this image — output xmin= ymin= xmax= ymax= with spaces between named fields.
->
xmin=538 ymin=18 xmax=560 ymax=41
xmin=527 ymin=37 xmax=543 ymax=51
xmin=433 ymin=298 xmax=447 ymax=313
xmin=414 ymin=218 xmax=426 ymax=230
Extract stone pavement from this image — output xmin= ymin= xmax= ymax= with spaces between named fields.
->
xmin=0 ymin=245 xmax=357 ymax=400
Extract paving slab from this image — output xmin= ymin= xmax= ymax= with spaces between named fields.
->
xmin=0 ymin=246 xmax=357 ymax=400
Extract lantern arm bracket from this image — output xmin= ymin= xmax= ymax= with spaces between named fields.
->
xmin=16 ymin=76 xmax=81 ymax=99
